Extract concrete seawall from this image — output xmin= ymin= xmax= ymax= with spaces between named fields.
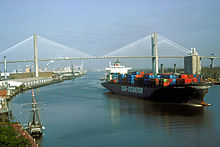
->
xmin=11 ymin=77 xmax=56 ymax=88
xmin=0 ymin=77 xmax=63 ymax=99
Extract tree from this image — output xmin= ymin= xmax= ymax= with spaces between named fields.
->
xmin=0 ymin=125 xmax=31 ymax=147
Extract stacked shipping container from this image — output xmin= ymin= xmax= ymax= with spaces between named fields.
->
xmin=110 ymin=72 xmax=203 ymax=87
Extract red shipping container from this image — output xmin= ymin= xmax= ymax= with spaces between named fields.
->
xmin=186 ymin=79 xmax=192 ymax=83
xmin=169 ymin=79 xmax=173 ymax=82
xmin=163 ymin=82 xmax=170 ymax=86
xmin=136 ymin=75 xmax=143 ymax=78
xmin=189 ymin=75 xmax=194 ymax=78
xmin=180 ymin=74 xmax=188 ymax=79
xmin=141 ymin=71 xmax=144 ymax=75
xmin=192 ymin=78 xmax=197 ymax=83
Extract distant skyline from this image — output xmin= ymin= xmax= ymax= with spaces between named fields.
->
xmin=0 ymin=0 xmax=220 ymax=58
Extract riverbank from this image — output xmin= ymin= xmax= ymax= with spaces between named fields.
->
xmin=1 ymin=77 xmax=63 ymax=122
xmin=2 ymin=77 xmax=63 ymax=99
xmin=0 ymin=122 xmax=34 ymax=147
xmin=0 ymin=77 xmax=63 ymax=146
xmin=11 ymin=122 xmax=39 ymax=147
xmin=0 ymin=75 xmax=86 ymax=146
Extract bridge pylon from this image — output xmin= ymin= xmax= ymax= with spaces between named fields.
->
xmin=33 ymin=34 xmax=39 ymax=77
xmin=151 ymin=32 xmax=158 ymax=74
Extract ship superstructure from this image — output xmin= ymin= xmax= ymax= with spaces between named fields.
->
xmin=106 ymin=60 xmax=132 ymax=75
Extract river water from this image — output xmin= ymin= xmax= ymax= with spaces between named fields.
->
xmin=11 ymin=72 xmax=220 ymax=147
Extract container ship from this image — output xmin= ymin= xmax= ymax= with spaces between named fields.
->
xmin=101 ymin=60 xmax=210 ymax=106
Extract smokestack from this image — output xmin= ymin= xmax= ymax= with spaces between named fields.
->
xmin=161 ymin=64 xmax=164 ymax=74
xmin=210 ymin=58 xmax=214 ymax=69
xmin=174 ymin=64 xmax=177 ymax=73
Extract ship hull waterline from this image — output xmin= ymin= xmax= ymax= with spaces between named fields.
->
xmin=101 ymin=82 xmax=210 ymax=106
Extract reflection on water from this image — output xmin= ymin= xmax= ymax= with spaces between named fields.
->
xmin=105 ymin=92 xmax=212 ymax=132
xmin=33 ymin=136 xmax=42 ymax=147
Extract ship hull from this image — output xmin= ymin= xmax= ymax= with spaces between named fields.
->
xmin=101 ymin=82 xmax=209 ymax=105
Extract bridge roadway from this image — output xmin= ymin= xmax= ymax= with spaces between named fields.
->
xmin=0 ymin=56 xmax=220 ymax=64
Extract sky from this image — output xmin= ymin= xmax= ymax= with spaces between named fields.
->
xmin=0 ymin=0 xmax=220 ymax=58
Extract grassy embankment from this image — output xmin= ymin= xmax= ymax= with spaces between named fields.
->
xmin=0 ymin=122 xmax=30 ymax=147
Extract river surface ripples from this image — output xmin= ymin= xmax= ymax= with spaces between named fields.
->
xmin=11 ymin=72 xmax=220 ymax=147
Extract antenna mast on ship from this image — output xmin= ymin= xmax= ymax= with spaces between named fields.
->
xmin=31 ymin=90 xmax=42 ymax=127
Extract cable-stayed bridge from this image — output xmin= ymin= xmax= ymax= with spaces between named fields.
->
xmin=0 ymin=33 xmax=219 ymax=72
